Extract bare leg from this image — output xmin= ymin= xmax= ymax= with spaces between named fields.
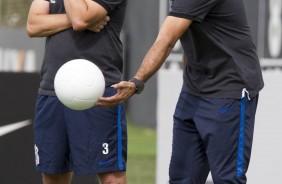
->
xmin=42 ymin=172 xmax=73 ymax=184
xmin=98 ymin=171 xmax=127 ymax=184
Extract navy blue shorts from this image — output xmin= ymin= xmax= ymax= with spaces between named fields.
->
xmin=169 ymin=90 xmax=259 ymax=184
xmin=33 ymin=87 xmax=127 ymax=175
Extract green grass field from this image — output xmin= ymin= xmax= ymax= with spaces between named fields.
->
xmin=127 ymin=123 xmax=156 ymax=184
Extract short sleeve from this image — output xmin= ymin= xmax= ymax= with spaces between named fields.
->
xmin=93 ymin=0 xmax=126 ymax=13
xmin=168 ymin=0 xmax=218 ymax=22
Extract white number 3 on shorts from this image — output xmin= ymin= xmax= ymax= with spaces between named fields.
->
xmin=102 ymin=143 xmax=109 ymax=154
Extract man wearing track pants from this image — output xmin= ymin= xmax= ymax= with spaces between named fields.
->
xmin=96 ymin=0 xmax=264 ymax=183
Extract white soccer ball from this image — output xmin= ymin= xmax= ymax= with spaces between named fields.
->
xmin=54 ymin=59 xmax=105 ymax=110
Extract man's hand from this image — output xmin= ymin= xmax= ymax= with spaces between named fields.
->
xmin=96 ymin=81 xmax=136 ymax=107
xmin=88 ymin=16 xmax=110 ymax=32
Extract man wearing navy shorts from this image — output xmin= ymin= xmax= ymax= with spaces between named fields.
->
xmin=97 ymin=0 xmax=264 ymax=183
xmin=26 ymin=0 xmax=127 ymax=183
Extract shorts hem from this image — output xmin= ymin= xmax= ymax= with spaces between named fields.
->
xmin=36 ymin=167 xmax=72 ymax=175
xmin=74 ymin=167 xmax=126 ymax=175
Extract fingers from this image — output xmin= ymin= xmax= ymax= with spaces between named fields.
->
xmin=97 ymin=16 xmax=110 ymax=27
xmin=96 ymin=81 xmax=136 ymax=107
xmin=92 ymin=24 xmax=104 ymax=32
xmin=91 ymin=16 xmax=110 ymax=32
xmin=96 ymin=93 xmax=127 ymax=107
xmin=111 ymin=81 xmax=131 ymax=89
xmin=96 ymin=95 xmax=123 ymax=107
xmin=104 ymin=16 xmax=110 ymax=22
xmin=92 ymin=28 xmax=101 ymax=32
xmin=100 ymin=16 xmax=110 ymax=26
xmin=92 ymin=25 xmax=104 ymax=32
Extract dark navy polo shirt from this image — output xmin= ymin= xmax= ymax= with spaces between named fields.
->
xmin=169 ymin=0 xmax=264 ymax=99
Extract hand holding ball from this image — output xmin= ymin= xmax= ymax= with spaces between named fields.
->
xmin=54 ymin=59 xmax=105 ymax=110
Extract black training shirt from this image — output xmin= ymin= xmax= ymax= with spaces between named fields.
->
xmin=39 ymin=0 xmax=127 ymax=96
xmin=169 ymin=0 xmax=264 ymax=99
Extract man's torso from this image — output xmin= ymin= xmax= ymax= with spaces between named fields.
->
xmin=39 ymin=0 xmax=127 ymax=96
xmin=169 ymin=0 xmax=264 ymax=99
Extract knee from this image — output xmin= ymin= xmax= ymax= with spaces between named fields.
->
xmin=98 ymin=171 xmax=126 ymax=184
xmin=42 ymin=172 xmax=72 ymax=184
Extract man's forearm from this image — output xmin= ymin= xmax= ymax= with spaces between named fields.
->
xmin=135 ymin=38 xmax=175 ymax=83
xmin=27 ymin=14 xmax=72 ymax=37
xmin=64 ymin=0 xmax=88 ymax=25
xmin=135 ymin=16 xmax=191 ymax=82
xmin=64 ymin=0 xmax=107 ymax=31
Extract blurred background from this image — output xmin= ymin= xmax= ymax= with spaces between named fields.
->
xmin=0 ymin=0 xmax=282 ymax=183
